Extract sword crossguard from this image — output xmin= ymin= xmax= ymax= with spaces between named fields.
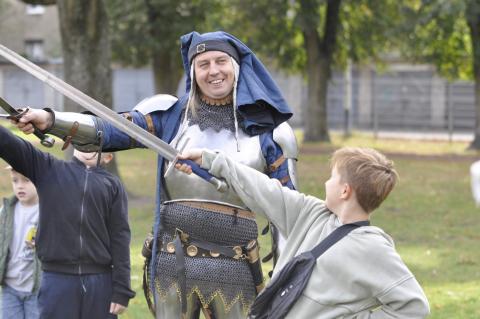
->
xmin=164 ymin=156 xmax=228 ymax=193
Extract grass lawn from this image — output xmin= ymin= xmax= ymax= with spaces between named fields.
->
xmin=0 ymin=127 xmax=479 ymax=318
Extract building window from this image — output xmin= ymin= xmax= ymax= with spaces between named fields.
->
xmin=26 ymin=5 xmax=45 ymax=15
xmin=25 ymin=40 xmax=45 ymax=61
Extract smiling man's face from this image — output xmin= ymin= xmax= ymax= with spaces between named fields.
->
xmin=194 ymin=50 xmax=235 ymax=100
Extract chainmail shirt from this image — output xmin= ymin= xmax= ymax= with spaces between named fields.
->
xmin=154 ymin=100 xmax=259 ymax=315
xmin=187 ymin=100 xmax=243 ymax=133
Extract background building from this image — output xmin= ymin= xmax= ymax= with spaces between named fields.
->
xmin=0 ymin=0 xmax=475 ymax=135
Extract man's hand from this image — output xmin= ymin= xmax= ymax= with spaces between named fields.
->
xmin=175 ymin=149 xmax=204 ymax=174
xmin=11 ymin=109 xmax=53 ymax=133
xmin=110 ymin=302 xmax=127 ymax=315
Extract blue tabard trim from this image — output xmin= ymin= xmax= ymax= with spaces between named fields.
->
xmin=259 ymin=131 xmax=295 ymax=190
xmin=149 ymin=95 xmax=186 ymax=301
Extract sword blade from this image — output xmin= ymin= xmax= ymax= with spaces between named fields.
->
xmin=0 ymin=96 xmax=20 ymax=115
xmin=0 ymin=43 xmax=228 ymax=192
xmin=0 ymin=44 xmax=178 ymax=161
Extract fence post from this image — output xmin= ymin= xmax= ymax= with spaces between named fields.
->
xmin=343 ymin=60 xmax=352 ymax=137
xmin=372 ymin=69 xmax=378 ymax=139
xmin=447 ymin=81 xmax=453 ymax=143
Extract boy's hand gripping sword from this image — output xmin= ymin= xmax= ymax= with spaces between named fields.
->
xmin=0 ymin=44 xmax=228 ymax=192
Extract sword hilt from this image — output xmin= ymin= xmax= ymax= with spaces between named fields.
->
xmin=14 ymin=108 xmax=55 ymax=148
xmin=177 ymin=159 xmax=228 ymax=193
xmin=33 ymin=127 xmax=55 ymax=148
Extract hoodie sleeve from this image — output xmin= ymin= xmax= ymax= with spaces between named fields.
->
xmin=350 ymin=277 xmax=430 ymax=319
xmin=0 ymin=125 xmax=53 ymax=183
xmin=201 ymin=150 xmax=313 ymax=237
xmin=108 ymin=178 xmax=135 ymax=306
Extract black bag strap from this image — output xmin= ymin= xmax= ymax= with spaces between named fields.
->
xmin=311 ymin=220 xmax=370 ymax=258
xmin=248 ymin=220 xmax=371 ymax=319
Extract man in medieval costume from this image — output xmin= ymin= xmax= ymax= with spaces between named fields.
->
xmin=14 ymin=31 xmax=298 ymax=319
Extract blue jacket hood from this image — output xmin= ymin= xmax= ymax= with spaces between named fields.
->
xmin=180 ymin=31 xmax=293 ymax=135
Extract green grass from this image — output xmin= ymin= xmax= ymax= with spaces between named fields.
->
xmin=1 ymin=127 xmax=479 ymax=318
xmin=299 ymin=130 xmax=478 ymax=155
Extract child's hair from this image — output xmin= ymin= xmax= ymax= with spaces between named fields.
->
xmin=330 ymin=147 xmax=398 ymax=213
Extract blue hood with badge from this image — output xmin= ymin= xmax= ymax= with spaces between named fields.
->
xmin=180 ymin=31 xmax=293 ymax=136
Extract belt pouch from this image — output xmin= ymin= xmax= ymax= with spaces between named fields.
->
xmin=246 ymin=239 xmax=265 ymax=294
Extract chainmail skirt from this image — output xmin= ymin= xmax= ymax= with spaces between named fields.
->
xmin=154 ymin=202 xmax=258 ymax=314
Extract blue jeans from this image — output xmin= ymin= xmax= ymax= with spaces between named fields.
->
xmin=38 ymin=271 xmax=117 ymax=319
xmin=1 ymin=284 xmax=40 ymax=319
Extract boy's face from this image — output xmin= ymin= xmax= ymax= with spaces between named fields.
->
xmin=10 ymin=170 xmax=38 ymax=206
xmin=324 ymin=165 xmax=346 ymax=213
xmin=73 ymin=149 xmax=113 ymax=168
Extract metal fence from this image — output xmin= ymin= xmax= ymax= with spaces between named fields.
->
xmin=323 ymin=67 xmax=475 ymax=139
xmin=0 ymin=63 xmax=476 ymax=139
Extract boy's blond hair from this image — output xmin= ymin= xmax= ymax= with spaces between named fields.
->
xmin=330 ymin=147 xmax=398 ymax=213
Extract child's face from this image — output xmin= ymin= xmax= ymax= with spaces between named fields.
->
xmin=10 ymin=171 xmax=38 ymax=206
xmin=324 ymin=165 xmax=345 ymax=214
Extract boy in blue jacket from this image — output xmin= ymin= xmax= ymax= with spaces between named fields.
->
xmin=0 ymin=124 xmax=135 ymax=319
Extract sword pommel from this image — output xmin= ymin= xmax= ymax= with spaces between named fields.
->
xmin=209 ymin=177 xmax=229 ymax=192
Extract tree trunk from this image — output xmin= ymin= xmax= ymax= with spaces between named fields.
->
xmin=143 ymin=0 xmax=183 ymax=95
xmin=303 ymin=34 xmax=331 ymax=142
xmin=299 ymin=0 xmax=341 ymax=142
xmin=151 ymin=48 xmax=183 ymax=95
xmin=56 ymin=0 xmax=119 ymax=176
xmin=57 ymin=0 xmax=112 ymax=111
xmin=467 ymin=2 xmax=480 ymax=149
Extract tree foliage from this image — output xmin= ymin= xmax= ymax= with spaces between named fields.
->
xmin=107 ymin=0 xmax=222 ymax=94
xmin=400 ymin=0 xmax=480 ymax=148
xmin=223 ymin=0 xmax=403 ymax=141
xmin=399 ymin=0 xmax=472 ymax=80
xmin=224 ymin=0 xmax=401 ymax=72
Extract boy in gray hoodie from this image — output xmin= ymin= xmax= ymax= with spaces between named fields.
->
xmin=175 ymin=147 xmax=430 ymax=318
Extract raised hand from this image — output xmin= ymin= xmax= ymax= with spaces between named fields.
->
xmin=11 ymin=108 xmax=53 ymax=134
xmin=175 ymin=149 xmax=204 ymax=174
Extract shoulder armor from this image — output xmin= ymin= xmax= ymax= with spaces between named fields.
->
xmin=273 ymin=122 xmax=298 ymax=159
xmin=133 ymin=94 xmax=178 ymax=115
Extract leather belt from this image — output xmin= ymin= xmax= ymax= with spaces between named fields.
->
xmin=175 ymin=201 xmax=255 ymax=220
xmin=161 ymin=240 xmax=246 ymax=260
xmin=159 ymin=229 xmax=247 ymax=260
